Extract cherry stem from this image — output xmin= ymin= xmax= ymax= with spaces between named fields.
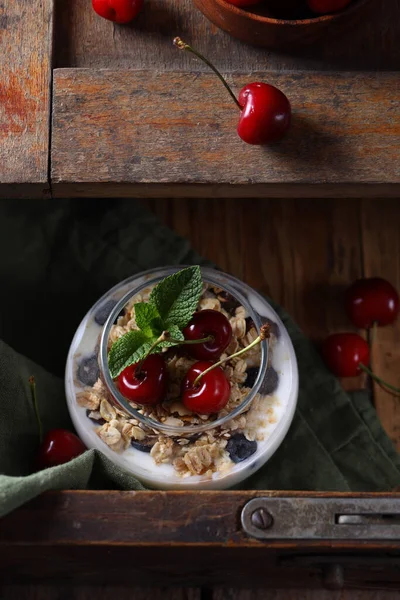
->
xmin=135 ymin=332 xmax=168 ymax=377
xmin=135 ymin=333 xmax=214 ymax=377
xmin=369 ymin=320 xmax=378 ymax=356
xmin=377 ymin=380 xmax=400 ymax=399
xmin=29 ymin=376 xmax=43 ymax=444
xmin=359 ymin=363 xmax=400 ymax=395
xmin=193 ymin=323 xmax=271 ymax=387
xmin=169 ymin=335 xmax=213 ymax=345
xmin=173 ymin=37 xmax=241 ymax=110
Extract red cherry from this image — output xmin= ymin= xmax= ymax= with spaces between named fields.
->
xmin=224 ymin=0 xmax=263 ymax=6
xmin=183 ymin=309 xmax=233 ymax=360
xmin=36 ymin=429 xmax=86 ymax=470
xmin=321 ymin=333 xmax=370 ymax=378
xmin=118 ymin=354 xmax=167 ymax=405
xmin=182 ymin=361 xmax=231 ymax=414
xmin=92 ymin=0 xmax=143 ymax=23
xmin=237 ymin=83 xmax=291 ymax=145
xmin=307 ymin=0 xmax=352 ymax=14
xmin=345 ymin=277 xmax=399 ymax=329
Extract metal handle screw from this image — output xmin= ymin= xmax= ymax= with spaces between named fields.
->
xmin=251 ymin=508 xmax=273 ymax=530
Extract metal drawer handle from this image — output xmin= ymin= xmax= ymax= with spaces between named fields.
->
xmin=241 ymin=497 xmax=400 ymax=540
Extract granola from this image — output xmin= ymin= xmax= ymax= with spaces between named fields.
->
xmin=79 ymin=284 xmax=279 ymax=478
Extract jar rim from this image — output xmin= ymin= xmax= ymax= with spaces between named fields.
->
xmin=99 ymin=266 xmax=268 ymax=435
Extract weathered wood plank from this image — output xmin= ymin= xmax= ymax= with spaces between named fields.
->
xmin=2 ymin=491 xmax=400 ymax=588
xmin=54 ymin=0 xmax=400 ymax=72
xmin=361 ymin=199 xmax=400 ymax=452
xmin=51 ymin=71 xmax=400 ymax=198
xmin=2 ymin=490 xmax=400 ymax=547
xmin=0 ymin=0 xmax=53 ymax=198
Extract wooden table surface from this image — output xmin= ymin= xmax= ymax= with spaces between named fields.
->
xmin=1 ymin=2 xmax=400 ymax=598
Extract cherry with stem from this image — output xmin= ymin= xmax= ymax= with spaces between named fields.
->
xmin=321 ymin=332 xmax=400 ymax=397
xmin=193 ymin=323 xmax=270 ymax=387
xmin=173 ymin=38 xmax=291 ymax=145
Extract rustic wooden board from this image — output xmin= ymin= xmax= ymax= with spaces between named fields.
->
xmin=51 ymin=70 xmax=400 ymax=198
xmin=0 ymin=0 xmax=53 ymax=198
xmin=54 ymin=0 xmax=400 ymax=72
xmin=361 ymin=200 xmax=400 ymax=450
xmin=2 ymin=491 xmax=400 ymax=588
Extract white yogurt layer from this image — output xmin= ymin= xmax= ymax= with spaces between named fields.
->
xmin=65 ymin=267 xmax=298 ymax=490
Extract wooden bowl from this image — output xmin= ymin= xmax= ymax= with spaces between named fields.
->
xmin=193 ymin=0 xmax=375 ymax=49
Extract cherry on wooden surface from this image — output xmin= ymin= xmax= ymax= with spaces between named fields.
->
xmin=321 ymin=332 xmax=370 ymax=378
xmin=237 ymin=82 xmax=291 ymax=145
xmin=92 ymin=0 xmax=143 ymax=23
xmin=345 ymin=277 xmax=399 ymax=329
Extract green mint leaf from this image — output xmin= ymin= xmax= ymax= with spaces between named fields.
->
xmin=134 ymin=302 xmax=163 ymax=335
xmin=159 ymin=325 xmax=185 ymax=349
xmin=108 ymin=330 xmax=155 ymax=378
xmin=149 ymin=266 xmax=202 ymax=329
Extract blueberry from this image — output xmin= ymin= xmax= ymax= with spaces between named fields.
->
xmin=246 ymin=366 xmax=279 ymax=394
xmin=94 ymin=300 xmax=117 ymax=326
xmin=86 ymin=409 xmax=105 ymax=425
xmin=226 ymin=433 xmax=257 ymax=463
xmin=245 ymin=367 xmax=259 ymax=388
xmin=263 ymin=366 xmax=279 ymax=395
xmin=131 ymin=438 xmax=157 ymax=453
xmin=77 ymin=354 xmax=100 ymax=386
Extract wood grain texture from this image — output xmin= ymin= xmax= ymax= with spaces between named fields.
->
xmin=2 ymin=490 xmax=400 ymax=547
xmin=0 ymin=0 xmax=53 ymax=198
xmin=54 ymin=0 xmax=400 ymax=71
xmin=51 ymin=71 xmax=400 ymax=197
xmin=361 ymin=199 xmax=400 ymax=450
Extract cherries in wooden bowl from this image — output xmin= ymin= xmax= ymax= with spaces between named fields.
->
xmin=193 ymin=0 xmax=374 ymax=49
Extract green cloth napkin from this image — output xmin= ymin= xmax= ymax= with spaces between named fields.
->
xmin=0 ymin=199 xmax=399 ymax=517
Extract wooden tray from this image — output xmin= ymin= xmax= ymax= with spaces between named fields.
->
xmin=1 ymin=0 xmax=399 ymax=199
xmin=2 ymin=491 xmax=400 ymax=590
xmin=1 ymin=3 xmax=400 ymax=592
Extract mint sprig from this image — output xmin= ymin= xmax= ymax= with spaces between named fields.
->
xmin=149 ymin=265 xmax=203 ymax=329
xmin=108 ymin=266 xmax=202 ymax=378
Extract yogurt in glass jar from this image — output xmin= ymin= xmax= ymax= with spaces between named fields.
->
xmin=65 ymin=266 xmax=298 ymax=489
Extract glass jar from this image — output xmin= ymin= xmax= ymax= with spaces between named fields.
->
xmin=66 ymin=266 xmax=298 ymax=489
